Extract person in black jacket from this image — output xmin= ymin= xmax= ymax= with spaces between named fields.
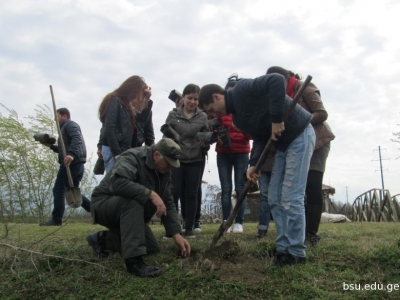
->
xmin=39 ymin=108 xmax=91 ymax=226
xmin=98 ymin=75 xmax=152 ymax=172
xmin=199 ymin=74 xmax=316 ymax=266
xmin=131 ymin=99 xmax=155 ymax=148
xmin=96 ymin=99 xmax=155 ymax=171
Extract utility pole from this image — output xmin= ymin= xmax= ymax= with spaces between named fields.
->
xmin=372 ymin=146 xmax=389 ymax=190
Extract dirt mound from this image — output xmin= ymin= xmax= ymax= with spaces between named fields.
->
xmin=182 ymin=241 xmax=267 ymax=284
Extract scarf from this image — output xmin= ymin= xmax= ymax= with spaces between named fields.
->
xmin=286 ymin=77 xmax=297 ymax=99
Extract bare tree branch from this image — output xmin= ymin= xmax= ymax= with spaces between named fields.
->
xmin=0 ymin=242 xmax=117 ymax=271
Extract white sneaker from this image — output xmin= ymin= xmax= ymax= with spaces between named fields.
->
xmin=193 ymin=221 xmax=202 ymax=232
xmin=232 ymin=223 xmax=243 ymax=233
xmin=224 ymin=220 xmax=232 ymax=233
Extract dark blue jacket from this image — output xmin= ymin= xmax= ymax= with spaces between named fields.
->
xmin=225 ymin=74 xmax=312 ymax=166
xmin=50 ymin=119 xmax=87 ymax=165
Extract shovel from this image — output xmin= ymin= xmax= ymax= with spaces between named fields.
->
xmin=49 ymin=85 xmax=82 ymax=208
xmin=209 ymin=75 xmax=313 ymax=249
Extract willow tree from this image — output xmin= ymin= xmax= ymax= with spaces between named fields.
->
xmin=0 ymin=104 xmax=97 ymax=222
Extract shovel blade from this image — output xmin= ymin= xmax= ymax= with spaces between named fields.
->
xmin=65 ymin=187 xmax=82 ymax=208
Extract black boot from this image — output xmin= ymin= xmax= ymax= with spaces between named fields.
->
xmin=274 ymin=253 xmax=306 ymax=267
xmin=39 ymin=219 xmax=62 ymax=226
xmin=255 ymin=229 xmax=267 ymax=238
xmin=305 ymin=204 xmax=323 ymax=246
xmin=86 ymin=231 xmax=109 ymax=258
xmin=104 ymin=230 xmax=122 ymax=255
xmin=125 ymin=256 xmax=162 ymax=277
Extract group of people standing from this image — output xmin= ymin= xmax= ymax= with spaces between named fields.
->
xmin=39 ymin=67 xmax=334 ymax=276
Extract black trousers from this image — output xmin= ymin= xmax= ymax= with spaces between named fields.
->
xmin=171 ymin=162 xmax=202 ymax=230
xmin=92 ymin=197 xmax=160 ymax=259
xmin=305 ymin=170 xmax=324 ymax=206
xmin=180 ymin=159 xmax=205 ymax=223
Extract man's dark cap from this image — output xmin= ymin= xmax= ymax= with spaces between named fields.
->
xmin=154 ymin=138 xmax=181 ymax=168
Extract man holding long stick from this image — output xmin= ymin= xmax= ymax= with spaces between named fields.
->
xmin=39 ymin=108 xmax=91 ymax=226
xmin=199 ymin=74 xmax=315 ymax=266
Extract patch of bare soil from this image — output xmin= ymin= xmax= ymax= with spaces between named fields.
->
xmin=181 ymin=241 xmax=267 ymax=284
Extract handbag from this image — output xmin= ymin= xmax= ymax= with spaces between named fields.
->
xmin=93 ymin=156 xmax=105 ymax=175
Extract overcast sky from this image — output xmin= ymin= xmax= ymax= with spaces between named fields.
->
xmin=1 ymin=0 xmax=399 ymax=203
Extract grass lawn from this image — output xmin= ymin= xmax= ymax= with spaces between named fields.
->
xmin=1 ymin=221 xmax=400 ymax=299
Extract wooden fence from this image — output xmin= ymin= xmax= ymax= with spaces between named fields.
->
xmin=151 ymin=188 xmax=400 ymax=224
xmin=345 ymin=189 xmax=400 ymax=222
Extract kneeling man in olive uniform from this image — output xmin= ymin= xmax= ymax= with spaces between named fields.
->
xmin=87 ymin=138 xmax=191 ymax=277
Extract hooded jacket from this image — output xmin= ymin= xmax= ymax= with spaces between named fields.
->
xmin=225 ymin=74 xmax=312 ymax=166
xmin=165 ymin=106 xmax=209 ymax=163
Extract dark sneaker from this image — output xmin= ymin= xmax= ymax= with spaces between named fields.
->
xmin=125 ymin=256 xmax=162 ymax=277
xmin=255 ymin=229 xmax=267 ymax=238
xmin=184 ymin=229 xmax=196 ymax=239
xmin=274 ymin=253 xmax=306 ymax=267
xmin=194 ymin=221 xmax=202 ymax=232
xmin=305 ymin=234 xmax=321 ymax=246
xmin=39 ymin=220 xmax=62 ymax=226
xmin=86 ymin=231 xmax=109 ymax=258
xmin=181 ymin=219 xmax=186 ymax=233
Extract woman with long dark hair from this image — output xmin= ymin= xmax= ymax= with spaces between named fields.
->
xmin=98 ymin=75 xmax=152 ymax=172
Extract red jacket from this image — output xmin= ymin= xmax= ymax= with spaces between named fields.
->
xmin=215 ymin=114 xmax=250 ymax=154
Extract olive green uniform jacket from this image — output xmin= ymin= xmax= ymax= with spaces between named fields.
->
xmin=91 ymin=146 xmax=181 ymax=258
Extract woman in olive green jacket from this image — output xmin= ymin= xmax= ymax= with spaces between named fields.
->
xmin=165 ymin=84 xmax=209 ymax=238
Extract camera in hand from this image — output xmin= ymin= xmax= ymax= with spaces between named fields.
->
xmin=33 ymin=133 xmax=56 ymax=145
xmin=168 ymin=89 xmax=182 ymax=103
xmin=208 ymin=118 xmax=221 ymax=129
xmin=196 ymin=132 xmax=218 ymax=144
xmin=160 ymin=124 xmax=181 ymax=143
xmin=216 ymin=127 xmax=231 ymax=148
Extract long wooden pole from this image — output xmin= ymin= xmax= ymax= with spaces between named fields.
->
xmin=49 ymin=85 xmax=74 ymax=189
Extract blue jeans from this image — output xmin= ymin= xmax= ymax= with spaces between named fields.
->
xmin=217 ymin=153 xmax=249 ymax=224
xmin=268 ymin=124 xmax=315 ymax=257
xmin=102 ymin=145 xmax=116 ymax=173
xmin=52 ymin=163 xmax=91 ymax=223
xmin=258 ymin=171 xmax=271 ymax=231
